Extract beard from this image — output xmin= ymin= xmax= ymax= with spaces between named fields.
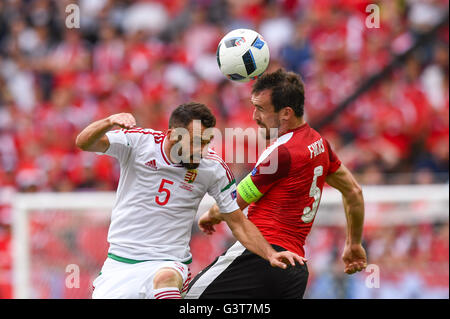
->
xmin=257 ymin=120 xmax=280 ymax=140
xmin=180 ymin=154 xmax=201 ymax=169
xmin=181 ymin=161 xmax=200 ymax=170
xmin=176 ymin=147 xmax=201 ymax=169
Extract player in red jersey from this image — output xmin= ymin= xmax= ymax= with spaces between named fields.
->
xmin=186 ymin=69 xmax=366 ymax=299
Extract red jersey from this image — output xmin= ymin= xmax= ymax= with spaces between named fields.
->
xmin=245 ymin=123 xmax=341 ymax=257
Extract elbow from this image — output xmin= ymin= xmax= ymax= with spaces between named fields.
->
xmin=354 ymin=183 xmax=363 ymax=197
xmin=75 ymin=134 xmax=87 ymax=151
xmin=348 ymin=184 xmax=364 ymax=202
xmin=341 ymin=180 xmax=363 ymax=203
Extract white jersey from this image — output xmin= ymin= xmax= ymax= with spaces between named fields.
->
xmin=98 ymin=127 xmax=239 ymax=264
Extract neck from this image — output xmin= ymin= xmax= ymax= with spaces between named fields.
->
xmin=278 ymin=117 xmax=306 ymax=136
xmin=163 ymin=137 xmax=176 ymax=164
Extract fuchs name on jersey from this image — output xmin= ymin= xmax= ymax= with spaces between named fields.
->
xmin=307 ymin=138 xmax=325 ymax=159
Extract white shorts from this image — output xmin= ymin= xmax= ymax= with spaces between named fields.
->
xmin=92 ymin=257 xmax=191 ymax=299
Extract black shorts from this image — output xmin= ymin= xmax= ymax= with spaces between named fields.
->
xmin=185 ymin=241 xmax=308 ymax=299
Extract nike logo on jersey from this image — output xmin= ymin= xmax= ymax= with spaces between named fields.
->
xmin=144 ymin=159 xmax=158 ymax=170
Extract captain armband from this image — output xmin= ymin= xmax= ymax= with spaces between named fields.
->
xmin=237 ymin=174 xmax=263 ymax=204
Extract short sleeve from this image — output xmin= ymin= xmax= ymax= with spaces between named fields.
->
xmin=324 ymin=139 xmax=341 ymax=175
xmin=207 ymin=163 xmax=239 ymax=214
xmin=97 ymin=130 xmax=135 ymax=163
xmin=250 ymin=144 xmax=291 ymax=194
xmin=237 ymin=144 xmax=291 ymax=204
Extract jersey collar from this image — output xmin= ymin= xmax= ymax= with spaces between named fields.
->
xmin=160 ymin=136 xmax=187 ymax=168
xmin=284 ymin=122 xmax=309 ymax=135
xmin=161 ymin=136 xmax=174 ymax=165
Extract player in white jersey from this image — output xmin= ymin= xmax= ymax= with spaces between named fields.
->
xmin=75 ymin=102 xmax=305 ymax=299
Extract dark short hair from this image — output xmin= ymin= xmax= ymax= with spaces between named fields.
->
xmin=169 ymin=102 xmax=216 ymax=129
xmin=252 ymin=69 xmax=305 ymax=117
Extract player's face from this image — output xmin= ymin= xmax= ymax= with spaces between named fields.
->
xmin=169 ymin=121 xmax=212 ymax=169
xmin=251 ymin=90 xmax=280 ymax=140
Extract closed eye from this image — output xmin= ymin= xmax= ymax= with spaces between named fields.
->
xmin=254 ymin=105 xmax=264 ymax=112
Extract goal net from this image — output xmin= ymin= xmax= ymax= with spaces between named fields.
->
xmin=10 ymin=184 xmax=449 ymax=298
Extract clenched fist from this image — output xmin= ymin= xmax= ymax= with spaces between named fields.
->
xmin=108 ymin=113 xmax=137 ymax=130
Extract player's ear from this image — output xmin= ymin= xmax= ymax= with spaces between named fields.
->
xmin=169 ymin=128 xmax=187 ymax=148
xmin=279 ymin=107 xmax=294 ymax=121
xmin=166 ymin=128 xmax=173 ymax=140
xmin=167 ymin=129 xmax=181 ymax=145
xmin=167 ymin=128 xmax=180 ymax=141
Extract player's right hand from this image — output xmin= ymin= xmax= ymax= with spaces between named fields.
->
xmin=108 ymin=113 xmax=136 ymax=129
xmin=269 ymin=251 xmax=308 ymax=269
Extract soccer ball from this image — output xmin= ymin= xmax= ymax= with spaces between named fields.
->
xmin=216 ymin=29 xmax=270 ymax=83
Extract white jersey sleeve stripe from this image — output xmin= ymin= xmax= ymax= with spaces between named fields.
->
xmin=206 ymin=154 xmax=235 ymax=182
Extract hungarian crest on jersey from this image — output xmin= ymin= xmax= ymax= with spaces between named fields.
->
xmin=184 ymin=169 xmax=198 ymax=184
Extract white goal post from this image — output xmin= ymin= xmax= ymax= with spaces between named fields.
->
xmin=10 ymin=184 xmax=449 ymax=298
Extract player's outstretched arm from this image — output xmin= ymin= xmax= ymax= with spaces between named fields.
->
xmin=325 ymin=164 xmax=367 ymax=274
xmin=75 ymin=113 xmax=136 ymax=153
xmin=199 ymin=205 xmax=307 ymax=269
xmin=199 ymin=193 xmax=249 ymax=233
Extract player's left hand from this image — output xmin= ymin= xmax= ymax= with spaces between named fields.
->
xmin=342 ymin=243 xmax=367 ymax=274
xmin=198 ymin=210 xmax=222 ymax=235
xmin=269 ymin=251 xmax=308 ymax=269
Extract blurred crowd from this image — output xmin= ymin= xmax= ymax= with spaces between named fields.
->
xmin=0 ymin=0 xmax=448 ymax=298
xmin=0 ymin=0 xmax=448 ymax=193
